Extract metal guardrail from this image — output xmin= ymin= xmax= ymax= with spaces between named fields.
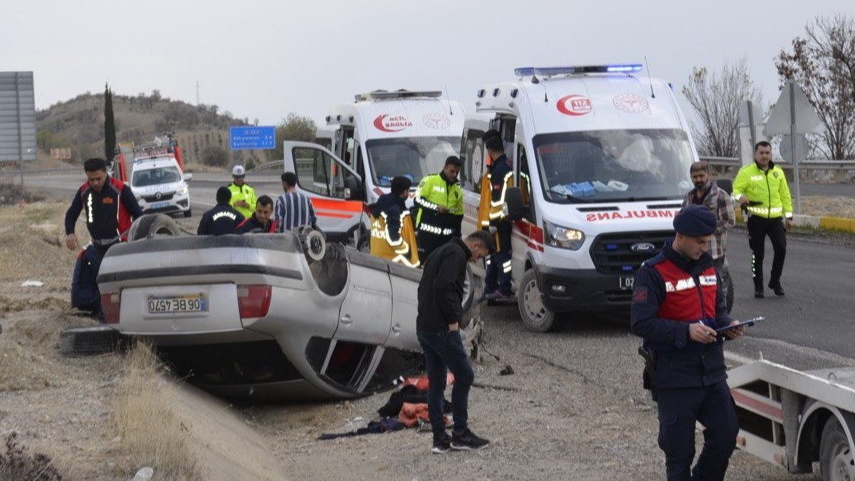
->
xmin=1 ymin=167 xmax=79 ymax=178
xmin=700 ymin=156 xmax=855 ymax=171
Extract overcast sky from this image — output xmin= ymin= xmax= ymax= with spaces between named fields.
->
xmin=2 ymin=0 xmax=853 ymax=127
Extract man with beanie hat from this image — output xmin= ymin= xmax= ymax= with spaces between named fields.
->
xmin=630 ymin=204 xmax=746 ymax=481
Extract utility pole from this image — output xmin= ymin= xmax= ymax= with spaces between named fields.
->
xmin=195 ymin=80 xmax=200 ymax=106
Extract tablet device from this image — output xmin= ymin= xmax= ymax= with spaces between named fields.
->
xmin=715 ymin=317 xmax=764 ymax=333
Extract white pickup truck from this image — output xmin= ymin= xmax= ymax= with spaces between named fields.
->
xmin=95 ymin=214 xmax=477 ymax=401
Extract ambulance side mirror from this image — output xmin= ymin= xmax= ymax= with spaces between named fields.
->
xmin=716 ymin=178 xmax=733 ymax=195
xmin=345 ymin=175 xmax=364 ymax=201
xmin=505 ymin=187 xmax=527 ymax=221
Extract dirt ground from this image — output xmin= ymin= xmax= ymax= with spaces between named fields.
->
xmin=1 ymin=189 xmax=849 ymax=480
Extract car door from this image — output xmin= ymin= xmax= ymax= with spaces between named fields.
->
xmin=283 ymin=141 xmax=367 ymax=241
xmin=335 ymin=252 xmax=393 ymax=347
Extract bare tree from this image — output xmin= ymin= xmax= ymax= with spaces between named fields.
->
xmin=776 ymin=14 xmax=855 ymax=160
xmin=682 ymin=59 xmax=762 ymax=157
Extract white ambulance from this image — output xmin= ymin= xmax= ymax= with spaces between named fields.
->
xmin=459 ymin=64 xmax=697 ymax=331
xmin=283 ymin=90 xmax=464 ymax=245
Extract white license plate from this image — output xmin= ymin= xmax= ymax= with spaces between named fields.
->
xmin=619 ymin=276 xmax=634 ymax=290
xmin=147 ymin=294 xmax=207 ymax=314
xmin=150 ymin=201 xmax=169 ymax=209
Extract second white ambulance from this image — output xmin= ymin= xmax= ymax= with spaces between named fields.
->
xmin=459 ymin=64 xmax=697 ymax=331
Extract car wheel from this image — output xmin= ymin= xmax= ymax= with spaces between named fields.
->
xmin=518 ymin=268 xmax=558 ymax=332
xmin=128 ymin=213 xmax=182 ymax=241
xmin=459 ymin=265 xmax=481 ymax=330
xmin=59 ymin=326 xmax=126 ymax=357
xmin=820 ymin=416 xmax=855 ymax=481
xmin=183 ymin=209 xmax=192 ymax=218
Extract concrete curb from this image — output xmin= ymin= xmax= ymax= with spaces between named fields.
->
xmin=734 ymin=210 xmax=855 ymax=234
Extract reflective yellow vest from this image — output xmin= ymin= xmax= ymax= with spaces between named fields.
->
xmin=732 ymin=162 xmax=793 ymax=219
xmin=228 ymin=183 xmax=257 ymax=219
xmin=370 ymin=211 xmax=420 ymax=267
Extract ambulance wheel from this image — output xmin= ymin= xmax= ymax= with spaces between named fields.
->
xmin=60 ymin=326 xmax=126 ymax=357
xmin=820 ymin=416 xmax=854 ymax=481
xmin=128 ymin=214 xmax=182 ymax=241
xmin=518 ymin=268 xmax=557 ymax=332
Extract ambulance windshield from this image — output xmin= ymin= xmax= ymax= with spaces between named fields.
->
xmin=365 ymin=136 xmax=460 ymax=187
xmin=532 ymin=129 xmax=694 ymax=203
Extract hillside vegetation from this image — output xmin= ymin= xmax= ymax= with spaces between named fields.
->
xmin=34 ymin=91 xmax=269 ymax=169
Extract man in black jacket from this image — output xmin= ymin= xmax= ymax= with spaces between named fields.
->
xmin=197 ymin=186 xmax=245 ymax=235
xmin=631 ymin=205 xmax=746 ymax=481
xmin=417 ymin=230 xmax=493 ymax=454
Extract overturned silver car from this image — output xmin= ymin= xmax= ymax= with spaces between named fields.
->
xmin=97 ymin=215 xmax=477 ymax=401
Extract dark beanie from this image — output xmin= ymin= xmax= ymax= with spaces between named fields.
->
xmin=673 ymin=205 xmax=716 ymax=236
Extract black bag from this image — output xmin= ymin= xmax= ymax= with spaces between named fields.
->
xmin=71 ymin=245 xmax=103 ymax=314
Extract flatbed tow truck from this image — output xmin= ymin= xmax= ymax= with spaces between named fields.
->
xmin=728 ymin=359 xmax=855 ymax=480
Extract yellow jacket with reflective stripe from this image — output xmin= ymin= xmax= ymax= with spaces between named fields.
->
xmin=370 ymin=211 xmax=420 ymax=267
xmin=228 ymin=183 xmax=257 ymax=219
xmin=732 ymin=162 xmax=793 ymax=219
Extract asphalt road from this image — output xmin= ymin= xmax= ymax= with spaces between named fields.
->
xmin=21 ymin=172 xmax=855 ymax=370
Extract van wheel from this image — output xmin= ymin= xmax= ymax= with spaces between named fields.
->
xmin=518 ymin=268 xmax=557 ymax=332
xmin=128 ymin=214 xmax=182 ymax=241
xmin=820 ymin=416 xmax=854 ymax=481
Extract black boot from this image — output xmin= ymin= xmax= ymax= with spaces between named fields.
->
xmin=768 ymin=280 xmax=785 ymax=296
xmin=754 ymin=277 xmax=765 ymax=298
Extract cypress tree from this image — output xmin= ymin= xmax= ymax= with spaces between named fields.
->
xmin=104 ymin=84 xmax=117 ymax=162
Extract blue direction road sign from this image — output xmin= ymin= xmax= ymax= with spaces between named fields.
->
xmin=229 ymin=126 xmax=276 ymax=150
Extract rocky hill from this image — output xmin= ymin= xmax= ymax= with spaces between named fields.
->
xmin=34 ymin=91 xmax=267 ymax=169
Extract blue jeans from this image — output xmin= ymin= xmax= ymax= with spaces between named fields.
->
xmin=656 ymin=381 xmax=739 ymax=481
xmin=417 ymin=329 xmax=475 ymax=441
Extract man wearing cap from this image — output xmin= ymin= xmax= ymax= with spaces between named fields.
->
xmin=228 ymin=165 xmax=257 ymax=219
xmin=631 ymin=205 xmax=746 ymax=481
xmin=197 ymin=186 xmax=245 ymax=236
xmin=417 ymin=230 xmax=494 ymax=454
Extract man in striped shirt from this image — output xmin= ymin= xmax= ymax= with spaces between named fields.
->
xmin=274 ymin=172 xmax=317 ymax=232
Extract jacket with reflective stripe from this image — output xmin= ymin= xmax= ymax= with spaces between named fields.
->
xmin=370 ymin=211 xmax=419 ymax=267
xmin=415 ymin=173 xmax=464 ymax=232
xmin=228 ymin=182 xmax=257 ymax=219
xmin=732 ymin=162 xmax=793 ymax=219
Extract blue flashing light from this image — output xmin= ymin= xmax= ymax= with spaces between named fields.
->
xmin=622 ymin=265 xmax=634 ymax=272
xmin=605 ymin=243 xmax=619 ymax=251
xmin=515 ymin=64 xmax=643 ymax=77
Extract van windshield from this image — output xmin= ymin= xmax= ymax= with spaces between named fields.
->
xmin=132 ymin=166 xmax=182 ymax=187
xmin=532 ymin=129 xmax=694 ymax=203
xmin=365 ymin=136 xmax=459 ymax=187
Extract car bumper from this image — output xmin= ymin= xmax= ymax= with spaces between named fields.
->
xmin=535 ymin=265 xmax=634 ymax=312
xmin=138 ymin=196 xmax=190 ymax=214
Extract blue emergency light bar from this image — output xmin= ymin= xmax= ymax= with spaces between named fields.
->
xmin=514 ymin=64 xmax=643 ymax=77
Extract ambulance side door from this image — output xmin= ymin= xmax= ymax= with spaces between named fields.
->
xmin=283 ymin=141 xmax=366 ymax=242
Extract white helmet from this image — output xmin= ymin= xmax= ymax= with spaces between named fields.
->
xmin=232 ymin=165 xmax=246 ymax=176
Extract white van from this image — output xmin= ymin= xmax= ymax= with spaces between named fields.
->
xmin=129 ymin=155 xmax=192 ymax=218
xmin=283 ymin=90 xmax=464 ymax=244
xmin=460 ymin=64 xmax=697 ymax=331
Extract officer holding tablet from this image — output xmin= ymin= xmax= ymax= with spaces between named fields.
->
xmin=631 ymin=205 xmax=747 ymax=481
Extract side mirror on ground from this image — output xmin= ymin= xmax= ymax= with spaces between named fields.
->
xmin=504 ymin=187 xmax=528 ymax=221
xmin=717 ymin=178 xmax=733 ymax=195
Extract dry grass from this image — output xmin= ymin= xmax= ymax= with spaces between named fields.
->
xmin=111 ymin=342 xmax=199 ymax=481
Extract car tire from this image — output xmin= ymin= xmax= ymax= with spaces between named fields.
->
xmin=128 ymin=213 xmax=182 ymax=241
xmin=819 ymin=416 xmax=854 ymax=481
xmin=59 ymin=326 xmax=125 ymax=357
xmin=518 ymin=268 xmax=558 ymax=332
xmin=459 ymin=265 xmax=481 ymax=330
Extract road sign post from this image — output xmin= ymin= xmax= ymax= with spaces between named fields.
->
xmin=229 ymin=126 xmax=276 ymax=151
xmin=764 ymin=81 xmax=823 ymax=215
